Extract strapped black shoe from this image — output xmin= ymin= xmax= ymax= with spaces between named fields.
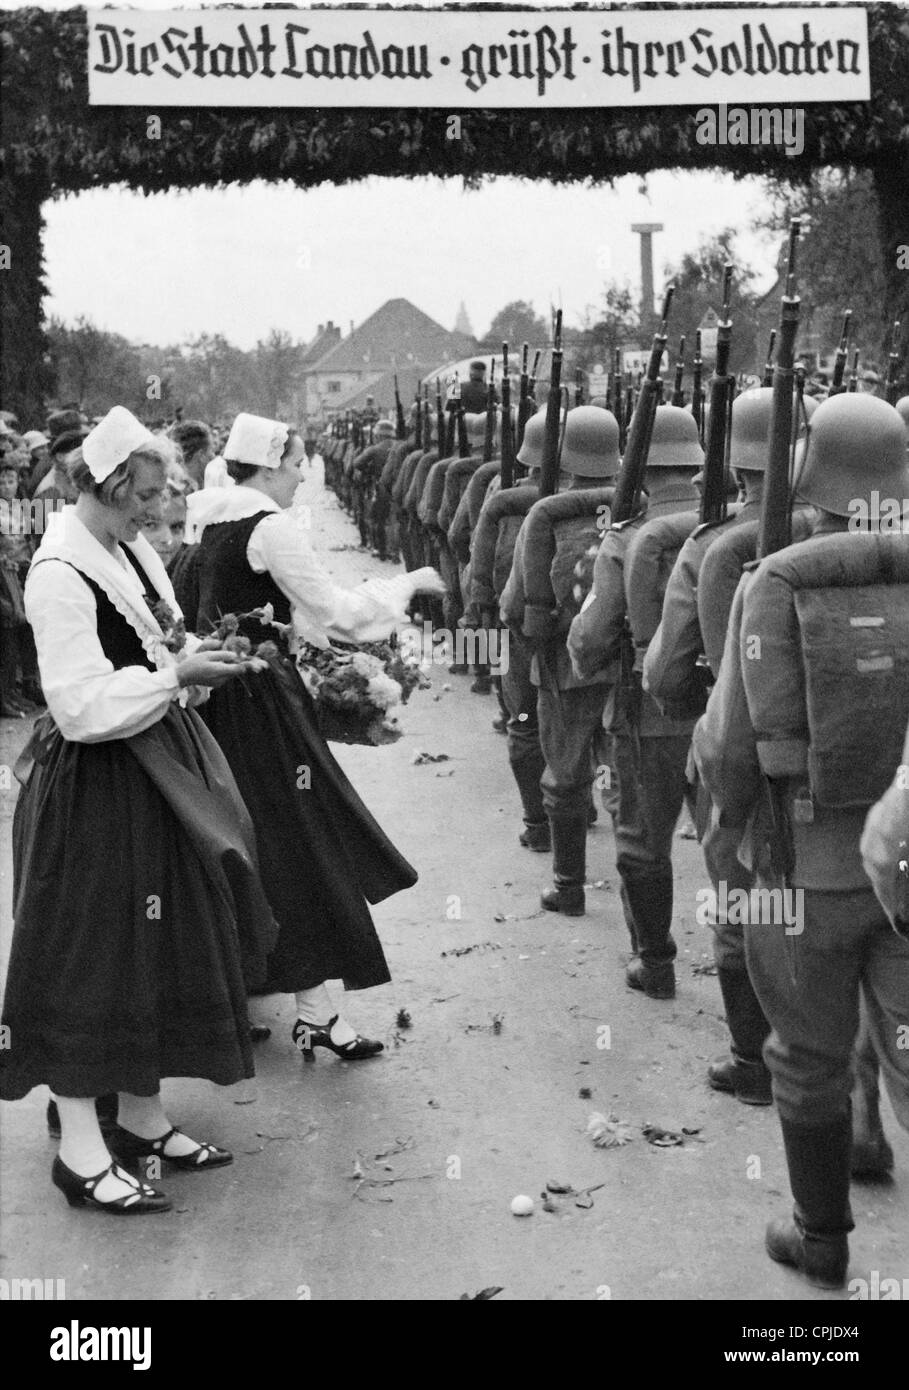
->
xmin=108 ymin=1125 xmax=233 ymax=1171
xmin=52 ymin=1156 xmax=172 ymax=1214
xmin=292 ymin=1015 xmax=384 ymax=1060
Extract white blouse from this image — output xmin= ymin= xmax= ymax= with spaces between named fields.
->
xmin=25 ymin=509 xmax=194 ymax=743
xmin=188 ymin=486 xmax=416 ymax=649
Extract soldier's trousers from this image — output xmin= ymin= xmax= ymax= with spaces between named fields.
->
xmin=611 ymin=722 xmax=690 ymax=965
xmin=437 ymin=541 xmax=463 ymax=635
xmin=538 ymin=681 xmax=611 ymax=821
xmin=370 ymin=485 xmax=391 ymax=557
xmin=701 ymin=814 xmax=755 ymax=972
xmin=745 ymin=884 xmax=909 ymax=1129
xmin=500 ymin=629 xmax=546 ymax=827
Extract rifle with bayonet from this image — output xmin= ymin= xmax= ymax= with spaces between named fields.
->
xmin=575 ymin=367 xmax=584 ymax=407
xmin=453 ymin=378 xmax=470 ymax=459
xmin=701 ymin=264 xmax=735 ymax=525
xmin=848 ymin=350 xmax=860 ymax=393
xmin=516 ymin=343 xmax=532 ymax=449
xmin=393 ymin=371 xmax=407 ymax=440
xmin=885 ymin=320 xmax=902 ymax=404
xmin=612 ymin=348 xmax=625 ymax=448
xmin=483 ymin=359 xmax=497 ymax=463
xmin=610 ymin=286 xmax=675 ymax=523
xmin=538 ymin=310 xmax=564 ymax=498
xmin=828 ymin=312 xmax=852 ymax=396
xmin=756 ymin=220 xmax=803 ymax=884
xmin=413 ymin=381 xmax=423 ymax=451
xmin=528 ymin=349 xmax=542 ymax=406
xmin=435 ymin=379 xmax=445 ymax=454
xmin=672 ymin=336 xmax=686 ymax=406
xmin=500 ymin=341 xmax=515 ymax=489
xmin=691 ymin=330 xmax=704 ymax=445
xmin=762 ymin=330 xmax=777 ymax=388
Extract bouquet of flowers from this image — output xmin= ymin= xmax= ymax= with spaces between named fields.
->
xmin=297 ymin=638 xmax=431 ymax=746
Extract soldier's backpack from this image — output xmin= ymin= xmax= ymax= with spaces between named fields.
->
xmin=625 ymin=511 xmax=700 ymax=653
xmin=697 ymin=511 xmax=814 ymax=677
xmin=468 ymin=485 xmax=539 ymax=620
xmin=742 ymin=531 xmax=909 ymax=808
xmin=521 ymin=490 xmax=615 ymax=642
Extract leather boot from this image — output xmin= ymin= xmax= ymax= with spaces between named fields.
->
xmin=766 ymin=1112 xmax=853 ymax=1289
xmin=708 ymin=965 xmax=773 ymax=1105
xmin=510 ymin=752 xmax=548 ymax=851
xmin=540 ymin=815 xmax=587 ymax=916
xmin=850 ymin=1031 xmax=894 ymax=1181
xmin=622 ymin=868 xmax=676 ymax=998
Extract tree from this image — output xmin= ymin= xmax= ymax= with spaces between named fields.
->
xmin=254 ymin=329 xmax=303 ymax=420
xmin=751 ymin=170 xmax=889 ymax=372
xmin=662 ymin=230 xmax=761 ymax=376
xmin=572 ymin=284 xmax=640 ymax=375
xmin=478 ymin=301 xmax=550 ymax=352
xmin=47 ymin=316 xmax=144 ymax=416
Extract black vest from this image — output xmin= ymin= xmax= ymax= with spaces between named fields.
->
xmin=196 ymin=512 xmax=292 ymax=646
xmin=65 ymin=548 xmax=159 ymax=672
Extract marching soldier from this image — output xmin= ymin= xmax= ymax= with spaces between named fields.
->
xmin=644 ymin=389 xmax=814 ymax=1095
xmin=567 ymin=405 xmax=701 ymax=992
xmin=351 ymin=419 xmax=396 ymax=557
xmin=503 ymin=407 xmax=620 ymax=912
xmin=693 ymin=393 xmax=909 ymax=1288
xmin=470 ymin=409 xmax=546 ymax=844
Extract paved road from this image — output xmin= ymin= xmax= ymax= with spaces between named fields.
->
xmin=1 ymin=465 xmax=906 ymax=1301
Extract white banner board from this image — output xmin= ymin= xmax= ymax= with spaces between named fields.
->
xmin=87 ymin=7 xmax=871 ymax=108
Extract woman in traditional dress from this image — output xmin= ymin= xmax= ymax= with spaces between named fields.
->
xmin=188 ymin=413 xmax=445 ymax=1059
xmin=0 ymin=408 xmax=276 ymax=1215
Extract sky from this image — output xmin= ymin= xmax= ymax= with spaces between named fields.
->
xmin=26 ymin=0 xmax=795 ymax=349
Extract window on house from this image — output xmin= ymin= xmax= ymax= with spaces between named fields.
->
xmin=327 ymin=381 xmax=342 ymax=394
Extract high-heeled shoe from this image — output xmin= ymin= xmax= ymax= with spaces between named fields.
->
xmin=291 ymin=1015 xmax=384 ymax=1060
xmin=51 ymin=1155 xmax=172 ymax=1214
xmin=108 ymin=1125 xmax=233 ymax=1171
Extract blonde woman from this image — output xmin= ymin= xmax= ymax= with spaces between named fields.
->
xmin=0 ymin=407 xmax=275 ymax=1214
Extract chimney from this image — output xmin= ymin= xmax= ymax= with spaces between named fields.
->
xmin=631 ymin=223 xmax=663 ymax=333
xmin=350 ymin=320 xmax=354 ymax=337
xmin=326 ymin=320 xmax=334 ymax=331
xmin=317 ymin=324 xmax=324 ymax=335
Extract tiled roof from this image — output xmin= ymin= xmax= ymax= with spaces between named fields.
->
xmin=307 ymin=298 xmax=475 ymax=373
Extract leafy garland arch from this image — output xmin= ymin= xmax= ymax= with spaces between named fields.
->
xmin=2 ymin=3 xmax=908 ymax=424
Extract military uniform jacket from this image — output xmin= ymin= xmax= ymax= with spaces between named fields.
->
xmin=502 ymin=506 xmax=614 ymax=691
xmin=352 ymin=438 xmax=393 ymax=485
xmin=567 ymin=486 xmax=693 ymax=666
xmin=643 ymin=500 xmax=754 ymax=710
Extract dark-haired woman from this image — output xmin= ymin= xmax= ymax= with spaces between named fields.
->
xmin=188 ymin=412 xmax=445 ymax=1059
xmin=0 ymin=407 xmax=275 ymax=1214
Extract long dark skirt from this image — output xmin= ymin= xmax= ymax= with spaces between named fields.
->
xmin=201 ymin=657 xmax=417 ymax=993
xmin=0 ymin=706 xmax=276 ymax=1100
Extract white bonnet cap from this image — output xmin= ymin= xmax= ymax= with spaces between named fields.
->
xmin=82 ymin=406 xmax=158 ymax=483
xmin=225 ymin=413 xmax=289 ymax=469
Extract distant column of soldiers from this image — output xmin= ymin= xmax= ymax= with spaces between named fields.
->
xmin=320 ymin=291 xmax=909 ymax=1292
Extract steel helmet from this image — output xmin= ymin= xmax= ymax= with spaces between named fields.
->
xmin=895 ymin=396 xmax=909 ymax=435
xmin=796 ymin=393 xmax=909 ymax=516
xmin=559 ymin=405 xmax=620 ymax=478
xmin=516 ymin=407 xmax=548 ymax=470
xmin=729 ymin=387 xmax=816 ymax=473
xmin=647 ymin=404 xmax=703 ymax=468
